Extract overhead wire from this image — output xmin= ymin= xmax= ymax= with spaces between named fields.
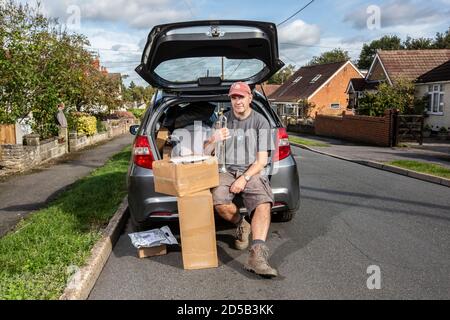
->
xmin=277 ymin=0 xmax=315 ymax=27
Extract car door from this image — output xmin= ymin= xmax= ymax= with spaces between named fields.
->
xmin=136 ymin=20 xmax=285 ymax=92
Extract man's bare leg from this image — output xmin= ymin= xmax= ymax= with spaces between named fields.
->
xmin=251 ymin=203 xmax=271 ymax=241
xmin=216 ymin=203 xmax=251 ymax=250
xmin=215 ymin=203 xmax=240 ymax=224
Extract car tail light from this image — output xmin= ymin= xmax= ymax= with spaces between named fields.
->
xmin=273 ymin=128 xmax=291 ymax=162
xmin=150 ymin=212 xmax=173 ymax=217
xmin=133 ymin=135 xmax=154 ymax=169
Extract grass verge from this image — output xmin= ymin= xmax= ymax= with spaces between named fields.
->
xmin=0 ymin=146 xmax=131 ymax=300
xmin=387 ymin=160 xmax=450 ymax=179
xmin=289 ymin=136 xmax=330 ymax=147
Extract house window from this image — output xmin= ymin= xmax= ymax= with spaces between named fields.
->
xmin=330 ymin=103 xmax=340 ymax=109
xmin=427 ymin=84 xmax=445 ymax=115
xmin=293 ymin=76 xmax=302 ymax=83
xmin=285 ymin=104 xmax=299 ymax=116
xmin=310 ymin=74 xmax=322 ymax=83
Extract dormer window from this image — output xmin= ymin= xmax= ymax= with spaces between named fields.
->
xmin=310 ymin=74 xmax=322 ymax=83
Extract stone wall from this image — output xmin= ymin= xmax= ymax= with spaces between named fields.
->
xmin=68 ymin=119 xmax=135 ymax=152
xmin=1 ymin=119 xmax=137 ymax=174
xmin=0 ymin=137 xmax=66 ymax=171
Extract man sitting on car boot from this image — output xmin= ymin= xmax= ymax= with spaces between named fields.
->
xmin=204 ymin=81 xmax=277 ymax=278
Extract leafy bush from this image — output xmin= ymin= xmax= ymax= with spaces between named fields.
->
xmin=96 ymin=120 xmax=107 ymax=133
xmin=68 ymin=112 xmax=97 ymax=136
xmin=358 ymin=79 xmax=426 ymax=116
xmin=105 ymin=111 xmax=136 ymax=120
xmin=129 ymin=109 xmax=145 ymax=120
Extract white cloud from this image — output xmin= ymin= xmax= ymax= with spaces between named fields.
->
xmin=39 ymin=0 xmax=191 ymax=29
xmin=344 ymin=0 xmax=450 ymax=30
xmin=278 ymin=19 xmax=321 ymax=46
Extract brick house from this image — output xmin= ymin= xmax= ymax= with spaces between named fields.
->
xmin=269 ymin=61 xmax=363 ymax=121
xmin=347 ymin=49 xmax=450 ymax=131
xmin=255 ymin=84 xmax=281 ymax=103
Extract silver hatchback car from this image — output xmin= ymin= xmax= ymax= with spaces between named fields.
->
xmin=127 ymin=20 xmax=300 ymax=230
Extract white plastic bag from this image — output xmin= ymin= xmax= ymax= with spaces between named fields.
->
xmin=128 ymin=226 xmax=178 ymax=249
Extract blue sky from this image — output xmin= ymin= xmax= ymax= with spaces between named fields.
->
xmin=28 ymin=0 xmax=450 ymax=86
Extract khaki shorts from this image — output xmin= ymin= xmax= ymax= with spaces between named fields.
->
xmin=212 ymin=171 xmax=274 ymax=215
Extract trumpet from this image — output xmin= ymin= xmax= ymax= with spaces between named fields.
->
xmin=214 ymin=104 xmax=228 ymax=173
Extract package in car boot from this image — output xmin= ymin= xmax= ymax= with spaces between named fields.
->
xmin=156 ymin=127 xmax=169 ymax=154
xmin=177 ymin=190 xmax=218 ymax=270
xmin=152 ymin=156 xmax=219 ymax=197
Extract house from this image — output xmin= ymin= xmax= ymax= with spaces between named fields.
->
xmin=346 ymin=78 xmax=379 ymax=110
xmin=269 ymin=61 xmax=363 ymax=120
xmin=349 ymin=49 xmax=450 ymax=131
xmin=416 ymin=59 xmax=450 ymax=131
xmin=255 ymin=84 xmax=281 ymax=102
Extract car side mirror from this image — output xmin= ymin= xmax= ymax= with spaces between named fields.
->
xmin=129 ymin=125 xmax=139 ymax=136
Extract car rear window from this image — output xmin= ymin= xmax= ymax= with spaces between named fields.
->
xmin=154 ymin=57 xmax=265 ymax=83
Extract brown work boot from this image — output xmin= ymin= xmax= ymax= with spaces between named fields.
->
xmin=234 ymin=216 xmax=251 ymax=250
xmin=244 ymin=243 xmax=278 ymax=278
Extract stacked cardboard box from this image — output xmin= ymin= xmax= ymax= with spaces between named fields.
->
xmin=152 ymin=156 xmax=219 ymax=270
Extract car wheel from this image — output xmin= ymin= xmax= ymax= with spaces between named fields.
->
xmin=129 ymin=214 xmax=149 ymax=232
xmin=272 ymin=209 xmax=295 ymax=222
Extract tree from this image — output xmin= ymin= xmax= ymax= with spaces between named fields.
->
xmin=307 ymin=48 xmax=350 ymax=66
xmin=357 ymin=35 xmax=403 ymax=70
xmin=121 ymin=83 xmax=155 ymax=106
xmin=403 ymin=36 xmax=434 ymax=49
xmin=0 ymin=0 xmax=122 ymax=138
xmin=358 ymin=79 xmax=426 ymax=116
xmin=267 ymin=64 xmax=296 ymax=84
xmin=434 ymin=27 xmax=450 ymax=48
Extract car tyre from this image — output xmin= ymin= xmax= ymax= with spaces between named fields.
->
xmin=130 ymin=214 xmax=149 ymax=232
xmin=272 ymin=209 xmax=295 ymax=222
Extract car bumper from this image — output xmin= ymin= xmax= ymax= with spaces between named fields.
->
xmin=127 ymin=156 xmax=300 ymax=224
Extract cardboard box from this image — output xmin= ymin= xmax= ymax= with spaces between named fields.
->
xmin=156 ymin=128 xmax=169 ymax=153
xmin=177 ymin=190 xmax=218 ymax=270
xmin=153 ymin=157 xmax=219 ymax=197
xmin=137 ymin=244 xmax=167 ymax=258
xmin=162 ymin=145 xmax=172 ymax=160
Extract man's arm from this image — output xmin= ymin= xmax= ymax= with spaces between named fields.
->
xmin=229 ymin=151 xmax=268 ymax=194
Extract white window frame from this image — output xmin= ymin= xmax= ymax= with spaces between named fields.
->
xmin=427 ymin=84 xmax=444 ymax=115
xmin=285 ymin=104 xmax=299 ymax=116
xmin=310 ymin=74 xmax=322 ymax=83
xmin=293 ymin=76 xmax=302 ymax=83
xmin=330 ymin=103 xmax=341 ymax=109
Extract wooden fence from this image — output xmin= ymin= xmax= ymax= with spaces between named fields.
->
xmin=394 ymin=114 xmax=424 ymax=145
xmin=0 ymin=124 xmax=16 ymax=144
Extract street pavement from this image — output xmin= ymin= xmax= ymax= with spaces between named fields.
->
xmin=0 ymin=134 xmax=134 ymax=238
xmin=290 ymin=134 xmax=450 ymax=169
xmin=89 ymin=145 xmax=450 ymax=300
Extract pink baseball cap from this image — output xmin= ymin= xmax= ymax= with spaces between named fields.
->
xmin=228 ymin=82 xmax=251 ymax=97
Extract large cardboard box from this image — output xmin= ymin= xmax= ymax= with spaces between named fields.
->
xmin=153 ymin=157 xmax=219 ymax=197
xmin=177 ymin=190 xmax=218 ymax=270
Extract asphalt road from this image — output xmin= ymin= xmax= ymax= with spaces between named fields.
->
xmin=89 ymin=146 xmax=450 ymax=300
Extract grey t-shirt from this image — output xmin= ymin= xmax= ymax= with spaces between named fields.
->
xmin=222 ymin=109 xmax=273 ymax=172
